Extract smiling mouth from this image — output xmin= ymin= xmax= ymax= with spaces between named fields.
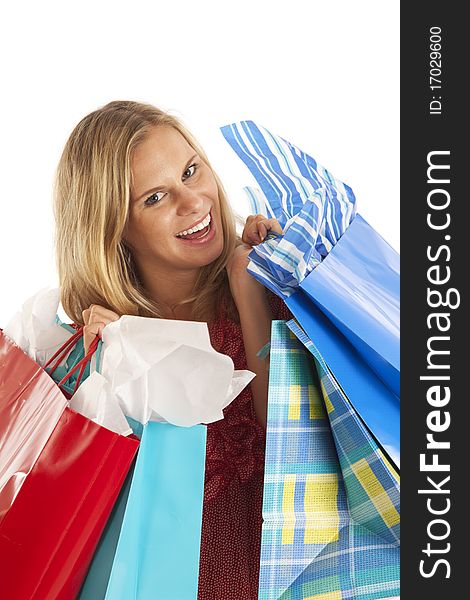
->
xmin=175 ymin=212 xmax=211 ymax=239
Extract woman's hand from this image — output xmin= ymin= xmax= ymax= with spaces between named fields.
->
xmin=82 ymin=305 xmax=120 ymax=353
xmin=226 ymin=215 xmax=282 ymax=291
xmin=242 ymin=214 xmax=283 ymax=246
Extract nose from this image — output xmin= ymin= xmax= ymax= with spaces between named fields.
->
xmin=175 ymin=185 xmax=204 ymax=216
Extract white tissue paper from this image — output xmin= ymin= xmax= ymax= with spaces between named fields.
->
xmin=69 ymin=372 xmax=133 ymax=437
xmin=101 ymin=315 xmax=256 ymax=427
xmin=4 ymin=288 xmax=256 ymax=431
xmin=4 ymin=287 xmax=72 ymax=367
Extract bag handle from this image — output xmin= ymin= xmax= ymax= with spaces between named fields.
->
xmin=57 ymin=336 xmax=100 ymax=394
xmin=44 ymin=328 xmax=83 ymax=374
xmin=45 ymin=328 xmax=100 ymax=395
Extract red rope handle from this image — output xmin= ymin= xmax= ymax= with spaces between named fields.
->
xmin=57 ymin=335 xmax=100 ymax=392
xmin=44 ymin=328 xmax=84 ymax=373
xmin=45 ymin=327 xmax=101 ymax=395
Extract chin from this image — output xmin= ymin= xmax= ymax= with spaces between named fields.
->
xmin=175 ymin=213 xmax=225 ymax=268
xmin=197 ymin=244 xmax=224 ymax=268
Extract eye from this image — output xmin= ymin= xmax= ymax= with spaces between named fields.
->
xmin=144 ymin=191 xmax=166 ymax=206
xmin=182 ymin=163 xmax=198 ymax=180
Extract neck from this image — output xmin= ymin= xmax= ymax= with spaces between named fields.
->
xmin=139 ymin=265 xmax=201 ymax=320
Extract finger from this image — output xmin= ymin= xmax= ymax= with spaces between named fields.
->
xmin=245 ymin=214 xmax=266 ymax=227
xmin=242 ymin=225 xmax=262 ymax=246
xmin=256 ymin=218 xmax=283 ymax=239
xmin=257 ymin=222 xmax=268 ymax=242
xmin=266 ymin=218 xmax=283 ymax=235
xmin=82 ymin=308 xmax=91 ymax=325
xmin=241 ymin=228 xmax=250 ymax=244
xmin=245 ymin=214 xmax=263 ymax=222
xmin=88 ymin=305 xmax=120 ymax=325
xmin=243 ymin=214 xmax=268 ymax=243
xmin=83 ymin=321 xmax=106 ymax=354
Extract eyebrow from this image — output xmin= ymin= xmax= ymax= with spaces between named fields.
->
xmin=134 ymin=153 xmax=199 ymax=202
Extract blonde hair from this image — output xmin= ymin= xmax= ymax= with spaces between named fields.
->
xmin=54 ymin=100 xmax=239 ymax=324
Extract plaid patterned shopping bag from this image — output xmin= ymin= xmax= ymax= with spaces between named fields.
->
xmin=259 ymin=321 xmax=399 ymax=600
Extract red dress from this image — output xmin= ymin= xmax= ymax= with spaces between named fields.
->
xmin=197 ymin=293 xmax=291 ymax=600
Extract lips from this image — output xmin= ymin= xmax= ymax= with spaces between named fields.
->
xmin=175 ymin=212 xmax=211 ymax=238
xmin=175 ymin=210 xmax=216 ymax=245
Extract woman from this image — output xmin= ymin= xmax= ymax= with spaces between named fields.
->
xmin=54 ymin=100 xmax=291 ymax=599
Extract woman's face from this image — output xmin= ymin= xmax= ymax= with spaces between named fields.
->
xmin=125 ymin=125 xmax=224 ymax=277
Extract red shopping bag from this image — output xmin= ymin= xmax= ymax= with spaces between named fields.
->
xmin=0 ymin=329 xmax=139 ymax=600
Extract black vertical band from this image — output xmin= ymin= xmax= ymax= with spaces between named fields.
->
xmin=401 ymin=3 xmax=466 ymax=597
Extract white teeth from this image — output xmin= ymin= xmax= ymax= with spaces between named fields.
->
xmin=176 ymin=213 xmax=211 ymax=237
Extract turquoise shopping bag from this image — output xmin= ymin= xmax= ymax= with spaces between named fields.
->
xmin=105 ymin=421 xmax=207 ymax=600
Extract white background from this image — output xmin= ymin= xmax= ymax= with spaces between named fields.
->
xmin=0 ymin=0 xmax=399 ymax=324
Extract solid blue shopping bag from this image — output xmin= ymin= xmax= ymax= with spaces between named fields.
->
xmin=299 ymin=214 xmax=399 ymax=397
xmin=284 ymin=215 xmax=400 ymax=467
xmin=286 ymin=290 xmax=400 ymax=468
xmin=104 ymin=421 xmax=207 ymax=600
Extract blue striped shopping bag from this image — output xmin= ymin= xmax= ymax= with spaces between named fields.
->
xmin=221 ymin=121 xmax=399 ymax=467
xmin=259 ymin=321 xmax=399 ymax=600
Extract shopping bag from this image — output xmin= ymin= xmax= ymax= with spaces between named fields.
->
xmin=46 ymin=327 xmax=137 ymax=600
xmin=258 ymin=321 xmax=399 ymax=600
xmin=297 ymin=214 xmax=399 ymax=397
xmin=0 ymin=329 xmax=139 ymax=600
xmin=220 ymin=119 xmax=356 ymax=236
xmin=221 ymin=120 xmax=399 ymax=466
xmin=104 ymin=421 xmax=207 ymax=600
xmin=42 ymin=314 xmax=251 ymax=599
xmin=283 ymin=216 xmax=400 ymax=465
xmin=78 ymin=422 xmax=206 ymax=600
xmin=78 ymin=463 xmax=136 ymax=600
